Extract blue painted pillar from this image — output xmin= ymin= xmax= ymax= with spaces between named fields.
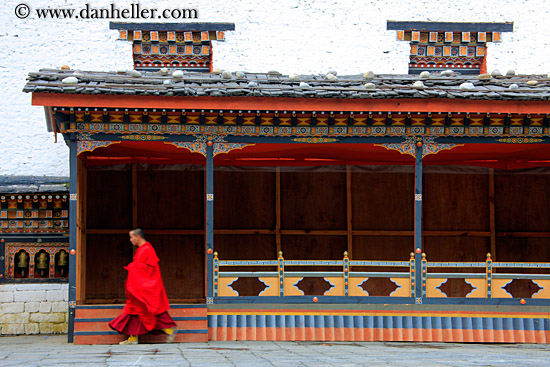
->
xmin=68 ymin=134 xmax=77 ymax=342
xmin=206 ymin=143 xmax=214 ymax=303
xmin=414 ymin=142 xmax=423 ymax=301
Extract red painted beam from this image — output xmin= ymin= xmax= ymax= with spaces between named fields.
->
xmin=32 ymin=93 xmax=550 ymax=114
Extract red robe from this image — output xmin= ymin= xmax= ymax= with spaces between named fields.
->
xmin=122 ymin=242 xmax=170 ymax=331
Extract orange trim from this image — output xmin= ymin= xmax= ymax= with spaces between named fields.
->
xmin=32 ymin=93 xmax=550 ymax=114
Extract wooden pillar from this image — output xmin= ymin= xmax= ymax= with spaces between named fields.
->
xmin=489 ymin=168 xmax=496 ymax=261
xmin=68 ymin=134 xmax=77 ymax=343
xmin=132 ymin=164 xmax=138 ymax=228
xmin=414 ymin=142 xmax=423 ymax=301
xmin=206 ymin=144 xmax=214 ymax=302
xmin=346 ymin=165 xmax=353 ymax=259
xmin=276 ymin=167 xmax=281 ymax=255
xmin=76 ymin=157 xmax=87 ymax=304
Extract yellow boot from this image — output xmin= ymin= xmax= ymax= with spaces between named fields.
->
xmin=119 ymin=335 xmax=138 ymax=345
xmin=162 ymin=327 xmax=178 ymax=343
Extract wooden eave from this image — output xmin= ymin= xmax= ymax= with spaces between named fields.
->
xmin=32 ymin=93 xmax=550 ymax=115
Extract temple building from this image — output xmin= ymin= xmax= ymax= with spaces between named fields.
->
xmin=19 ymin=21 xmax=550 ymax=344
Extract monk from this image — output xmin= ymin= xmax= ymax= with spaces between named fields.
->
xmin=109 ymin=228 xmax=177 ymax=344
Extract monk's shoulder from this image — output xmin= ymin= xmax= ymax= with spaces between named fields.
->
xmin=137 ymin=242 xmax=159 ymax=263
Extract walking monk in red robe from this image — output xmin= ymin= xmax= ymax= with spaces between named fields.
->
xmin=109 ymin=228 xmax=177 ymax=344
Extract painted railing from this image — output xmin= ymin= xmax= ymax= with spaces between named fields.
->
xmin=214 ymin=251 xmax=413 ymax=298
xmin=213 ymin=252 xmax=550 ymax=300
xmin=425 ymin=253 xmax=550 ymax=299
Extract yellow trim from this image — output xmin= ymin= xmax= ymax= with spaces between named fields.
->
xmin=323 ymin=277 xmax=344 ymax=296
xmin=218 ymin=277 xmax=239 ymax=297
xmin=427 ymin=278 xmax=447 ymax=298
xmin=284 ymin=277 xmax=304 ymax=296
xmin=390 ymin=278 xmax=410 ymax=297
xmin=532 ymin=280 xmax=550 ymax=299
xmin=465 ymin=278 xmax=486 ymax=298
xmin=348 ymin=278 xmax=369 ymax=296
xmin=258 ymin=277 xmax=279 ymax=297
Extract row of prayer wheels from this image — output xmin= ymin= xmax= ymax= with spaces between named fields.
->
xmin=13 ymin=249 xmax=68 ymax=278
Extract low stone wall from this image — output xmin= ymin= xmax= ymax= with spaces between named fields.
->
xmin=0 ymin=283 xmax=68 ymax=335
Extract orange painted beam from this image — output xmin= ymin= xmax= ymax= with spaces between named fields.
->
xmin=32 ymin=93 xmax=550 ymax=114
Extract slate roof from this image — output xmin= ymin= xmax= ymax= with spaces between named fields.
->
xmin=109 ymin=22 xmax=235 ymax=32
xmin=24 ymin=68 xmax=550 ymax=101
xmin=0 ymin=176 xmax=69 ymax=194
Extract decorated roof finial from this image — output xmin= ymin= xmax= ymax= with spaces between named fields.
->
xmin=387 ymin=21 xmax=513 ymax=75
xmin=110 ymin=22 xmax=235 ymax=73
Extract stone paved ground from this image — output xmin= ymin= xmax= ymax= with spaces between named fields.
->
xmin=0 ymin=335 xmax=549 ymax=366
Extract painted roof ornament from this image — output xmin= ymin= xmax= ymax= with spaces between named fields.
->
xmin=110 ymin=22 xmax=235 ymax=73
xmin=387 ymin=21 xmax=513 ymax=75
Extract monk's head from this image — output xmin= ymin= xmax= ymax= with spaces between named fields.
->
xmin=129 ymin=228 xmax=146 ymax=247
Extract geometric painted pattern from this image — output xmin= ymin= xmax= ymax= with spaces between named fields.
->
xmin=54 ymin=109 xmax=549 ymax=140
xmin=169 ymin=135 xmax=253 ymax=156
xmin=375 ymin=136 xmax=463 ymax=158
xmin=422 ymin=136 xmax=464 ymax=157
xmin=0 ymin=194 xmax=69 ymax=234
xmin=65 ymin=122 xmax=549 ymax=139
xmin=77 ymin=132 xmax=120 ymax=154
xmin=390 ymin=26 xmax=509 ymax=75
